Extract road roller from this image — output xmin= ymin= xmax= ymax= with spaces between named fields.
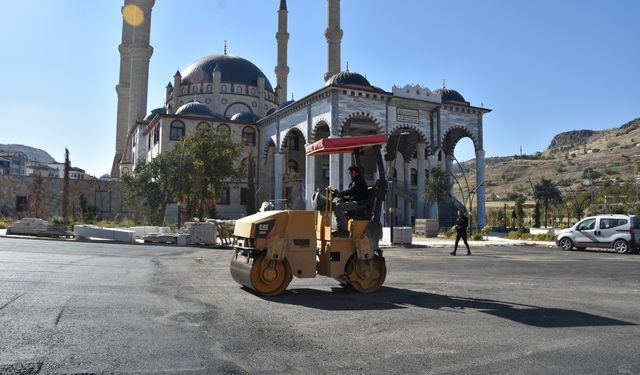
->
xmin=230 ymin=134 xmax=389 ymax=296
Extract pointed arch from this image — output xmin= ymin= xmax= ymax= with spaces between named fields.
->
xmin=441 ymin=126 xmax=479 ymax=156
xmin=339 ymin=111 xmax=383 ymax=137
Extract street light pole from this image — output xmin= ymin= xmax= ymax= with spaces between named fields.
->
xmin=389 ymin=132 xmax=410 ymax=244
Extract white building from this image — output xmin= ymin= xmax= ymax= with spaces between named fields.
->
xmin=114 ymin=0 xmax=491 ymax=226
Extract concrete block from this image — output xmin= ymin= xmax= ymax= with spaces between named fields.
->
xmin=118 ymin=226 xmax=171 ymax=238
xmin=74 ymin=225 xmax=136 ymax=243
xmin=6 ymin=218 xmax=49 ymax=235
xmin=185 ymin=222 xmax=217 ymax=245
xmin=383 ymin=227 xmax=413 ymax=245
xmin=177 ymin=234 xmax=188 ymax=247
xmin=414 ymin=219 xmax=439 ymax=238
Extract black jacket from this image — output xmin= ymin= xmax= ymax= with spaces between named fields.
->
xmin=456 ymin=215 xmax=469 ymax=234
xmin=338 ymin=176 xmax=368 ymax=203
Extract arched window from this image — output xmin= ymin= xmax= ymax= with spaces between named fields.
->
xmin=287 ymin=160 xmax=298 ymax=174
xmin=221 ymin=85 xmax=228 ymax=93
xmin=197 ymin=122 xmax=211 ymax=130
xmin=181 ymin=87 xmax=187 ymax=94
xmin=206 ymin=85 xmax=212 ymax=93
xmin=170 ymin=120 xmax=185 ymax=141
xmin=241 ymin=127 xmax=256 ymax=146
xmin=250 ymin=87 xmax=256 ymax=96
xmin=411 ymin=168 xmax=418 ymax=185
xmin=235 ymin=85 xmax=243 ymax=94
xmin=283 ymin=132 xmax=299 ymax=150
xmin=217 ymin=124 xmax=231 ymax=133
xmin=192 ymin=86 xmax=199 ymax=94
xmin=224 ymin=102 xmax=252 ymax=118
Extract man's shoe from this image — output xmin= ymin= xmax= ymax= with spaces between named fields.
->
xmin=332 ymin=230 xmax=350 ymax=238
xmin=450 ymin=251 xmax=456 ymax=256
xmin=466 ymin=252 xmax=472 ymax=256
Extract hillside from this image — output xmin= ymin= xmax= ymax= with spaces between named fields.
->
xmin=0 ymin=144 xmax=56 ymax=164
xmin=455 ymin=118 xmax=640 ymax=201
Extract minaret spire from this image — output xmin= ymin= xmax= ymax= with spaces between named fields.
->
xmin=275 ymin=0 xmax=290 ymax=104
xmin=112 ymin=0 xmax=155 ymax=177
xmin=324 ymin=0 xmax=343 ymax=81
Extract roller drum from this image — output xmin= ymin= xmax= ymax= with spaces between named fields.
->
xmin=230 ymin=253 xmax=254 ymax=290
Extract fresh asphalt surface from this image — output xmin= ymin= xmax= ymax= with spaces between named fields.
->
xmin=1 ymin=237 xmax=639 ymax=374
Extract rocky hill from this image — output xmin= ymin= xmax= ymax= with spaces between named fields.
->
xmin=455 ymin=117 xmax=640 ymax=201
xmin=547 ymin=129 xmax=596 ymax=149
xmin=0 ymin=144 xmax=56 ymax=164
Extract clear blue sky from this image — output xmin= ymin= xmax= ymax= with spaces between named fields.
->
xmin=1 ymin=0 xmax=638 ymax=175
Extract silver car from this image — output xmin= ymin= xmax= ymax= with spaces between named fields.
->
xmin=555 ymin=214 xmax=639 ymax=254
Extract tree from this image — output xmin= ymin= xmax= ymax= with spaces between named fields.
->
xmin=533 ymin=201 xmax=541 ymax=227
xmin=123 ymin=127 xmax=244 ymax=224
xmin=534 ymin=178 xmax=563 ymax=227
xmin=182 ymin=127 xmax=244 ymax=220
xmin=122 ymin=159 xmax=167 ymax=225
xmin=27 ymin=175 xmax=45 ymax=218
xmin=514 ymin=196 xmax=525 ymax=230
xmin=246 ymin=148 xmax=257 ymax=215
xmin=62 ymin=148 xmax=70 ymax=221
xmin=423 ymin=169 xmax=452 ymax=220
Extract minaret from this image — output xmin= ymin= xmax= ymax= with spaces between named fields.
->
xmin=324 ymin=0 xmax=343 ymax=81
xmin=275 ymin=0 xmax=290 ymax=105
xmin=112 ymin=0 xmax=155 ymax=177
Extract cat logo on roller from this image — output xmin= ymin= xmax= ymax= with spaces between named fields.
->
xmin=230 ymin=134 xmax=389 ymax=296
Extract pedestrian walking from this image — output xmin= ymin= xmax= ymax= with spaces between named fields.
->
xmin=451 ymin=210 xmax=471 ymax=256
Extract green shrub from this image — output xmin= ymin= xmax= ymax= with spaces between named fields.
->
xmin=507 ymin=231 xmax=522 ymax=240
xmin=0 ymin=217 xmax=16 ymax=229
xmin=49 ymin=215 xmax=65 ymax=224
xmin=471 ymin=233 xmax=483 ymax=241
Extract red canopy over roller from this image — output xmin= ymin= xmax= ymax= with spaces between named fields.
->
xmin=305 ymin=134 xmax=387 ymax=156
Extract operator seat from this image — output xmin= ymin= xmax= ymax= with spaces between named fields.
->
xmin=346 ymin=186 xmax=377 ymax=221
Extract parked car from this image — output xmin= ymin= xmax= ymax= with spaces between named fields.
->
xmin=555 ymin=214 xmax=639 ymax=254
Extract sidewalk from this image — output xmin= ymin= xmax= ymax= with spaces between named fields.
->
xmin=383 ymin=235 xmax=556 ymax=248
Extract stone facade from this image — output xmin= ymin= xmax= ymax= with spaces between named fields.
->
xmin=0 ymin=175 xmax=125 ymax=219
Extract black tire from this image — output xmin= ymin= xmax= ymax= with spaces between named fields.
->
xmin=613 ymin=239 xmax=630 ymax=254
xmin=558 ymin=237 xmax=574 ymax=251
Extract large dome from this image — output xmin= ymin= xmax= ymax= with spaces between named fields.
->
xmin=175 ymin=102 xmax=224 ymax=119
xmin=434 ymin=87 xmax=466 ymax=103
xmin=181 ymin=54 xmax=273 ymax=92
xmin=325 ymin=70 xmax=372 ymax=88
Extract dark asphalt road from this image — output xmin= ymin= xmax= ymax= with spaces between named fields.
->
xmin=1 ymin=237 xmax=639 ymax=374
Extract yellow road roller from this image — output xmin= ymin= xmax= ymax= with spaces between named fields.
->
xmin=230 ymin=134 xmax=389 ymax=296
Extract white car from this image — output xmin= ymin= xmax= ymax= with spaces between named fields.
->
xmin=555 ymin=214 xmax=639 ymax=254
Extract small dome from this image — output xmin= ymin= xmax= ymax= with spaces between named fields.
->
xmin=325 ymin=70 xmax=372 ymax=87
xmin=181 ymin=54 xmax=273 ymax=92
xmin=434 ymin=87 xmax=466 ymax=103
xmin=278 ymin=100 xmax=295 ymax=109
xmin=230 ymin=111 xmax=260 ymax=123
xmin=143 ymin=107 xmax=166 ymax=122
xmin=175 ymin=102 xmax=224 ymax=119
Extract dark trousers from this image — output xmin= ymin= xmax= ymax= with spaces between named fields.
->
xmin=453 ymin=231 xmax=470 ymax=254
xmin=333 ymin=200 xmax=360 ymax=231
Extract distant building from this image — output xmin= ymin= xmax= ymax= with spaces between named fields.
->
xmin=26 ymin=161 xmax=59 ymax=178
xmin=0 ymin=152 xmax=27 ymax=176
xmin=48 ymin=163 xmax=86 ymax=180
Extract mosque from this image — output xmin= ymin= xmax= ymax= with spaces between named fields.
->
xmin=112 ymin=0 xmax=491 ymax=227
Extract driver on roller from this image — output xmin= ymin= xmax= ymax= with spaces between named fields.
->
xmin=332 ymin=166 xmax=368 ymax=237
